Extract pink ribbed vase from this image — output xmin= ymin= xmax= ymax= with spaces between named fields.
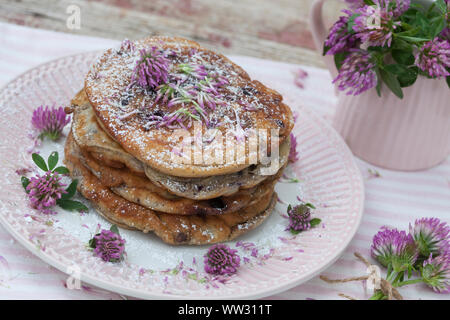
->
xmin=309 ymin=0 xmax=450 ymax=171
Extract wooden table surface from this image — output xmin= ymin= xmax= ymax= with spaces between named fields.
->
xmin=0 ymin=0 xmax=345 ymax=67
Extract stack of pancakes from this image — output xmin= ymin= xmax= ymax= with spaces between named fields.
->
xmin=64 ymin=37 xmax=294 ymax=245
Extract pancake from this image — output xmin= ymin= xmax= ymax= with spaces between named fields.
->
xmin=64 ymin=135 xmax=277 ymax=245
xmin=68 ymin=133 xmax=278 ymax=215
xmin=143 ymin=137 xmax=289 ymax=199
xmin=85 ymin=36 xmax=294 ymax=178
xmin=70 ymin=88 xmax=290 ymax=200
xmin=70 ymin=89 xmax=145 ymax=175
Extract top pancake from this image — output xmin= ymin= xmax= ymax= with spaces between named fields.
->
xmin=85 ymin=36 xmax=294 ymax=178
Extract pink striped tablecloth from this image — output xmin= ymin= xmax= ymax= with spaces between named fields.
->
xmin=0 ymin=22 xmax=448 ymax=300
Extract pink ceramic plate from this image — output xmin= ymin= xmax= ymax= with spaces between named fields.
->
xmin=0 ymin=52 xmax=364 ymax=299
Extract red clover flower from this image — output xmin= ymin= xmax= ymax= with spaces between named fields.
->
xmin=371 ymin=226 xmax=418 ymax=272
xmin=90 ymin=228 xmax=126 ymax=263
xmin=415 ymin=38 xmax=450 ymax=79
xmin=352 ymin=2 xmax=405 ymax=48
xmin=204 ymin=244 xmax=240 ymax=276
xmin=131 ymin=47 xmax=170 ymax=89
xmin=324 ymin=11 xmax=358 ymax=55
xmin=31 ymin=105 xmax=70 ymax=141
xmin=333 ymin=49 xmax=377 ymax=95
xmin=286 ymin=203 xmax=320 ymax=234
xmin=26 ymin=171 xmax=67 ymax=215
xmin=410 ymin=217 xmax=450 ymax=259
xmin=421 ymin=253 xmax=450 ymax=293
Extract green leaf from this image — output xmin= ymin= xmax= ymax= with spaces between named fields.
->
xmin=410 ymin=2 xmax=424 ymax=9
xmin=397 ymin=67 xmax=418 ymax=88
xmin=391 ymin=39 xmax=413 ymax=52
xmin=396 ymin=35 xmax=430 ymax=43
xmin=53 ymin=166 xmax=70 ymax=175
xmin=32 ymin=153 xmax=48 ymax=172
xmin=323 ymin=45 xmax=330 ymax=56
xmin=379 ymin=68 xmax=404 ymax=99
xmin=47 ymin=152 xmax=58 ymax=171
xmin=88 ymin=237 xmax=97 ymax=249
xmin=414 ymin=11 xmax=429 ymax=35
xmin=334 ymin=52 xmax=348 ymax=71
xmin=402 ymin=8 xmax=419 ymax=21
xmin=287 ymin=204 xmax=292 ymax=214
xmin=21 ymin=176 xmax=30 ymax=192
xmin=430 ymin=17 xmax=446 ymax=38
xmin=384 ymin=64 xmax=408 ymax=75
xmin=375 ymin=68 xmax=382 ymax=97
xmin=367 ymin=46 xmax=384 ymax=53
xmin=427 ymin=10 xmax=442 ymax=20
xmin=61 ymin=180 xmax=78 ymax=200
xmin=56 ymin=199 xmax=88 ymax=212
xmin=446 ymin=75 xmax=450 ymax=89
xmin=376 ymin=81 xmax=382 ymax=97
xmin=290 ymin=229 xmax=301 ymax=235
xmin=310 ymin=218 xmax=322 ymax=227
xmin=110 ymin=224 xmax=120 ymax=235
xmin=408 ymin=265 xmax=413 ymax=279
xmin=384 ymin=65 xmax=418 ymax=88
xmin=305 ymin=203 xmax=316 ymax=209
xmin=383 ymin=64 xmax=418 ymax=88
xmin=435 ymin=0 xmax=447 ymax=14
xmin=392 ymin=50 xmax=415 ymax=65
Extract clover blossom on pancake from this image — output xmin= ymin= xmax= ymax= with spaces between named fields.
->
xmin=152 ymin=72 xmax=228 ymax=129
xmin=177 ymin=63 xmax=208 ymax=79
xmin=26 ymin=171 xmax=67 ymax=215
xmin=190 ymin=76 xmax=228 ymax=112
xmin=132 ymin=47 xmax=170 ymax=89
xmin=371 ymin=226 xmax=418 ymax=272
xmin=31 ymin=105 xmax=70 ymax=141
xmin=204 ymin=244 xmax=240 ymax=276
xmin=421 ymin=253 xmax=450 ymax=293
xmin=197 ymin=76 xmax=228 ymax=97
xmin=410 ymin=217 xmax=450 ymax=259
xmin=415 ymin=38 xmax=450 ymax=79
xmin=89 ymin=225 xmax=126 ymax=263
xmin=333 ymin=49 xmax=377 ymax=95
xmin=131 ymin=44 xmax=231 ymax=129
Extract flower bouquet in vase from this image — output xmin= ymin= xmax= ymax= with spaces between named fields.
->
xmin=310 ymin=0 xmax=450 ymax=171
